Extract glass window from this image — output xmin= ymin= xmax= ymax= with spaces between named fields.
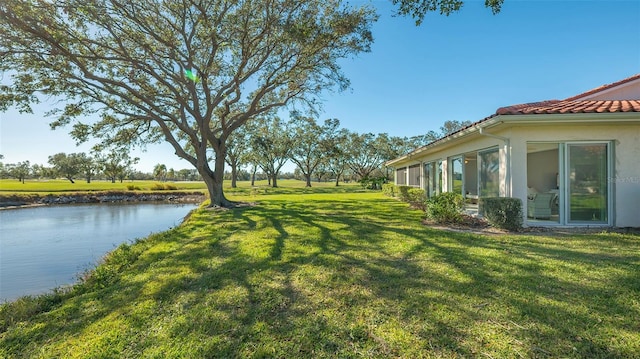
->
xmin=408 ymin=164 xmax=420 ymax=186
xmin=396 ymin=167 xmax=406 ymax=185
xmin=424 ymin=162 xmax=438 ymax=197
xmin=479 ymin=148 xmax=500 ymax=197
xmin=424 ymin=162 xmax=431 ymax=194
xmin=449 ymin=157 xmax=463 ymax=195
xmin=436 ymin=160 xmax=443 ymax=194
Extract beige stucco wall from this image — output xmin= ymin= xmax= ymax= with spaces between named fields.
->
xmin=392 ymin=119 xmax=640 ymax=227
xmin=509 ymin=122 xmax=640 ymax=227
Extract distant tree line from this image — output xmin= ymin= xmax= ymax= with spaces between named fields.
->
xmin=0 ymin=118 xmax=468 ymax=186
xmin=0 ymin=150 xmax=200 ymax=184
xmin=240 ymin=115 xmax=404 ymax=188
xmin=215 ymin=115 xmax=470 ymax=188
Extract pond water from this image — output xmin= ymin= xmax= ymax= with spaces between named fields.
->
xmin=0 ymin=202 xmax=197 ymax=302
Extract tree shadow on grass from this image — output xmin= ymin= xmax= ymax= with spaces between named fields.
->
xmin=2 ymin=194 xmax=639 ymax=358
xmin=400 ymin=228 xmax=640 ymax=357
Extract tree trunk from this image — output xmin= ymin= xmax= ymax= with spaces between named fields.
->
xmin=203 ymin=148 xmax=233 ymax=208
xmin=272 ymin=175 xmax=278 ymax=188
xmin=251 ymin=165 xmax=257 ymax=186
xmin=305 ymin=173 xmax=312 ymax=187
xmin=203 ymin=174 xmax=225 ymax=207
xmin=67 ymin=177 xmax=75 ymax=184
xmin=231 ymin=163 xmax=237 ymax=188
xmin=335 ymin=174 xmax=340 ymax=187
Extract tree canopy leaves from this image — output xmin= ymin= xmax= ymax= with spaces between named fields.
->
xmin=391 ymin=0 xmax=504 ymax=25
xmin=0 ymin=0 xmax=376 ymax=206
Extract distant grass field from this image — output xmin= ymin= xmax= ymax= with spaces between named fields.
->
xmin=0 ymin=179 xmax=207 ymax=193
xmin=0 ymin=178 xmax=349 ymax=195
xmin=1 ymin=185 xmax=638 ymax=358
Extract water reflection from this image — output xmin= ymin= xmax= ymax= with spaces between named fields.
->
xmin=0 ymin=203 xmax=197 ymax=301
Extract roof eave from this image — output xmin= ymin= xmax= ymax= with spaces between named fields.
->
xmin=384 ymin=116 xmax=502 ymax=167
xmin=498 ymin=111 xmax=640 ymax=124
xmin=384 ymin=112 xmax=639 ymax=167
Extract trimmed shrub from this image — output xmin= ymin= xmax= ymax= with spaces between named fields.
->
xmin=407 ymin=188 xmax=426 ymax=210
xmin=426 ymin=192 xmax=465 ymax=223
xmin=395 ymin=186 xmax=427 ymax=209
xmin=150 ymin=183 xmax=178 ymax=191
xmin=396 ymin=186 xmax=412 ymax=202
xmin=382 ymin=183 xmax=396 ymax=197
xmin=480 ymin=197 xmax=523 ymax=231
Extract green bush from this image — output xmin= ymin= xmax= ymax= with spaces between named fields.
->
xmin=426 ymin=192 xmax=465 ymax=223
xmin=396 ymin=186 xmax=411 ymax=202
xmin=359 ymin=176 xmax=387 ymax=190
xmin=382 ymin=183 xmax=396 ymax=197
xmin=395 ymin=186 xmax=427 ymax=209
xmin=150 ymin=183 xmax=166 ymax=190
xmin=480 ymin=197 xmax=523 ymax=231
xmin=150 ymin=183 xmax=178 ymax=191
xmin=126 ymin=184 xmax=142 ymax=191
xmin=407 ymin=188 xmax=426 ymax=210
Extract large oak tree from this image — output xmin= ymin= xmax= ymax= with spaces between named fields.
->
xmin=224 ymin=125 xmax=251 ymax=188
xmin=0 ymin=0 xmax=375 ymax=207
xmin=48 ymin=152 xmax=82 ymax=183
xmin=392 ymin=0 xmax=503 ymax=25
xmin=249 ymin=116 xmax=292 ymax=188
xmin=288 ymin=115 xmax=339 ymax=187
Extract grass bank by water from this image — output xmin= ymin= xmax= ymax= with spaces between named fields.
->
xmin=1 ymin=184 xmax=638 ymax=358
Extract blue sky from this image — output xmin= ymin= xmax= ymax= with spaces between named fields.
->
xmin=1 ymin=0 xmax=639 ymax=173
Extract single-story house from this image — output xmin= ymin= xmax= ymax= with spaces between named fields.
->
xmin=385 ymin=74 xmax=640 ymax=227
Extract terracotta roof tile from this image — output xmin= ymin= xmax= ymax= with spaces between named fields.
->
xmin=495 ymin=99 xmax=640 ymax=115
xmin=400 ymin=76 xmax=640 ymax=161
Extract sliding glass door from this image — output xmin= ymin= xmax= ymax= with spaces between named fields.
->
xmin=567 ymin=143 xmax=609 ymax=224
xmin=526 ymin=143 xmax=560 ymax=223
xmin=527 ymin=141 xmax=611 ymax=225
xmin=479 ymin=147 xmax=500 ymax=197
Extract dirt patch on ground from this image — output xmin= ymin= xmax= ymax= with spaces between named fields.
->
xmin=423 ymin=215 xmax=640 ymax=236
xmin=202 ymin=201 xmax=257 ymax=211
xmin=423 ymin=215 xmax=508 ymax=235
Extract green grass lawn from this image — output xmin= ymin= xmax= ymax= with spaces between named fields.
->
xmin=0 ymin=179 xmax=208 ymax=194
xmin=1 ymin=186 xmax=639 ymax=358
